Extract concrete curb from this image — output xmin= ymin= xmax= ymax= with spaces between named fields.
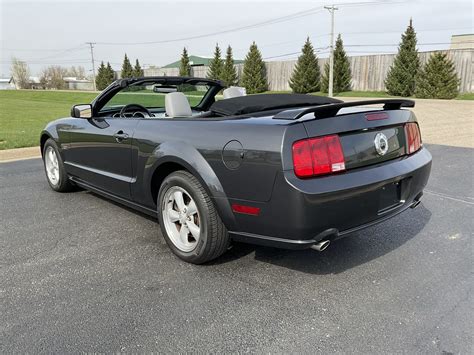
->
xmin=0 ymin=146 xmax=41 ymax=163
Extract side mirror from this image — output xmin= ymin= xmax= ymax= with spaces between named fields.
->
xmin=71 ymin=104 xmax=92 ymax=118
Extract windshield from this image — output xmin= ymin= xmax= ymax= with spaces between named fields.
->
xmin=102 ymin=82 xmax=211 ymax=110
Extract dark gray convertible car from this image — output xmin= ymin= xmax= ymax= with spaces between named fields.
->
xmin=41 ymin=76 xmax=432 ymax=264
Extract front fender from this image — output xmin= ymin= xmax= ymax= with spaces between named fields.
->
xmin=40 ymin=118 xmax=72 ymax=157
xmin=144 ymin=141 xmax=237 ymax=230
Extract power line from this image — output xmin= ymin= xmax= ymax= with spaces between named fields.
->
xmin=95 ymin=7 xmax=326 ymax=45
xmin=0 ymin=59 xmax=90 ymax=64
xmin=263 ymin=46 xmax=330 ymax=60
xmin=93 ymin=1 xmax=401 ymax=46
xmin=33 ymin=45 xmax=88 ymax=61
xmin=2 ymin=39 xmax=469 ymax=67
xmin=233 ymin=27 xmax=472 ymax=54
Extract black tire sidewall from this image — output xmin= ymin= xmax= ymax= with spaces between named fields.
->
xmin=42 ymin=139 xmax=70 ymax=192
xmin=157 ymin=172 xmax=211 ymax=263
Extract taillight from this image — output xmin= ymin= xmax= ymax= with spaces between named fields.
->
xmin=292 ymin=135 xmax=346 ymax=178
xmin=405 ymin=122 xmax=422 ymax=154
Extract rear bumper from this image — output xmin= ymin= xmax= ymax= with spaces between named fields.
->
xmin=230 ymin=195 xmax=422 ymax=249
xmin=228 ymin=147 xmax=432 ymax=249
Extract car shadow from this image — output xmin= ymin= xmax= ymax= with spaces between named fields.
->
xmin=209 ymin=205 xmax=432 ymax=275
xmin=84 ymin=190 xmax=431 ymax=275
xmin=85 ymin=190 xmax=158 ymax=223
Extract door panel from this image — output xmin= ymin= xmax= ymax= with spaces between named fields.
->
xmin=63 ymin=117 xmax=139 ymax=199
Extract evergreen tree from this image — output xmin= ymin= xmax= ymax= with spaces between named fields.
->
xmin=207 ymin=44 xmax=224 ymax=80
xmin=241 ymin=42 xmax=267 ymax=94
xmin=133 ymin=59 xmax=143 ymax=77
xmin=415 ymin=52 xmax=459 ymax=99
xmin=105 ymin=62 xmax=115 ymax=86
xmin=289 ymin=37 xmax=321 ymax=93
xmin=179 ymin=47 xmax=191 ymax=76
xmin=221 ymin=45 xmax=238 ymax=86
xmin=121 ymin=54 xmax=134 ymax=78
xmin=95 ymin=61 xmax=107 ymax=90
xmin=321 ymin=34 xmax=352 ymax=94
xmin=385 ymin=19 xmax=420 ymax=96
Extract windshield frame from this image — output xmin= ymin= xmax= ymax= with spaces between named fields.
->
xmin=91 ymin=76 xmax=224 ymax=115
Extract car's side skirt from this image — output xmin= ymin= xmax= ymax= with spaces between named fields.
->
xmin=70 ymin=176 xmax=157 ymax=218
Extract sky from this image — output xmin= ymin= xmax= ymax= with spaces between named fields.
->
xmin=0 ymin=0 xmax=472 ymax=77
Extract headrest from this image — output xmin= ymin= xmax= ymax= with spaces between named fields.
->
xmin=223 ymin=86 xmax=247 ymax=99
xmin=165 ymin=92 xmax=192 ymax=117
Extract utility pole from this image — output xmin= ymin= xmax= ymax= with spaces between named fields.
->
xmin=86 ymin=42 xmax=97 ymax=91
xmin=324 ymin=5 xmax=338 ymax=97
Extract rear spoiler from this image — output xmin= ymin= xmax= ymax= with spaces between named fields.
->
xmin=273 ymin=99 xmax=415 ymax=120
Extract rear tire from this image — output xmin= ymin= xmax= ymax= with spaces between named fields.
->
xmin=42 ymin=138 xmax=74 ymax=192
xmin=157 ymin=170 xmax=229 ymax=264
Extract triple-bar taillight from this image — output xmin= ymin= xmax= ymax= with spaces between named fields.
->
xmin=405 ymin=122 xmax=422 ymax=154
xmin=292 ymin=135 xmax=345 ymax=178
xmin=292 ymin=123 xmax=422 ymax=179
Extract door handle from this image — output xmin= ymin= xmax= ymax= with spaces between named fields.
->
xmin=113 ymin=130 xmax=129 ymax=143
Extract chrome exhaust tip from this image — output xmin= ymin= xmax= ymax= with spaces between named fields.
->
xmin=411 ymin=200 xmax=421 ymax=209
xmin=310 ymin=240 xmax=331 ymax=252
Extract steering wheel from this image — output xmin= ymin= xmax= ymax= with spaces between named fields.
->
xmin=119 ymin=104 xmax=152 ymax=118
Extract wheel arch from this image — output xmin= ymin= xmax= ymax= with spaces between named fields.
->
xmin=40 ymin=132 xmax=54 ymax=157
xmin=146 ymin=142 xmax=236 ymax=230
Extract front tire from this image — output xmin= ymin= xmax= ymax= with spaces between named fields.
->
xmin=42 ymin=138 xmax=74 ymax=192
xmin=157 ymin=170 xmax=229 ymax=264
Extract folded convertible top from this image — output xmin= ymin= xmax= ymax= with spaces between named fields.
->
xmin=210 ymin=94 xmax=342 ymax=116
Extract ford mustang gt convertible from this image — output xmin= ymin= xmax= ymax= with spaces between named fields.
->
xmin=41 ymin=76 xmax=432 ymax=264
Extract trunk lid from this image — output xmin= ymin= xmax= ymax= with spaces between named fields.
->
xmin=300 ymin=108 xmax=414 ymax=171
xmin=340 ymin=125 xmax=406 ymax=169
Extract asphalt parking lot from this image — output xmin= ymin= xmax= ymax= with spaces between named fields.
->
xmin=0 ymin=144 xmax=472 ymax=353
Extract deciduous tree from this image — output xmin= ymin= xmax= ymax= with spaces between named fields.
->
xmin=40 ymin=65 xmax=67 ymax=89
xmin=10 ymin=57 xmax=30 ymax=89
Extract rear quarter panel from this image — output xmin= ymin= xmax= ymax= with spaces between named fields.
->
xmin=131 ymin=117 xmax=296 ymax=209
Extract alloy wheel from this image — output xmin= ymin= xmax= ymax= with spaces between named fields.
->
xmin=162 ymin=186 xmax=201 ymax=252
xmin=44 ymin=146 xmax=60 ymax=186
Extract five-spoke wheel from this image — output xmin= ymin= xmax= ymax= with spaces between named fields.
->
xmin=162 ymin=186 xmax=201 ymax=252
xmin=157 ymin=170 xmax=230 ymax=264
xmin=42 ymin=138 xmax=74 ymax=192
xmin=44 ymin=146 xmax=60 ymax=186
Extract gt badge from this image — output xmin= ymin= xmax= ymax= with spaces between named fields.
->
xmin=374 ymin=132 xmax=389 ymax=156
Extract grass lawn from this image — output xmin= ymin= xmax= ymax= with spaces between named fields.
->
xmin=0 ymin=90 xmax=203 ymax=150
xmin=0 ymin=90 xmax=97 ymax=150
xmin=1 ymin=89 xmax=472 ymax=150
xmin=456 ymin=92 xmax=474 ymax=100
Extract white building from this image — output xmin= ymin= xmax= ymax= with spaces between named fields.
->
xmin=0 ymin=77 xmax=16 ymax=90
xmin=63 ymin=77 xmax=94 ymax=91
xmin=450 ymin=34 xmax=474 ymax=50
